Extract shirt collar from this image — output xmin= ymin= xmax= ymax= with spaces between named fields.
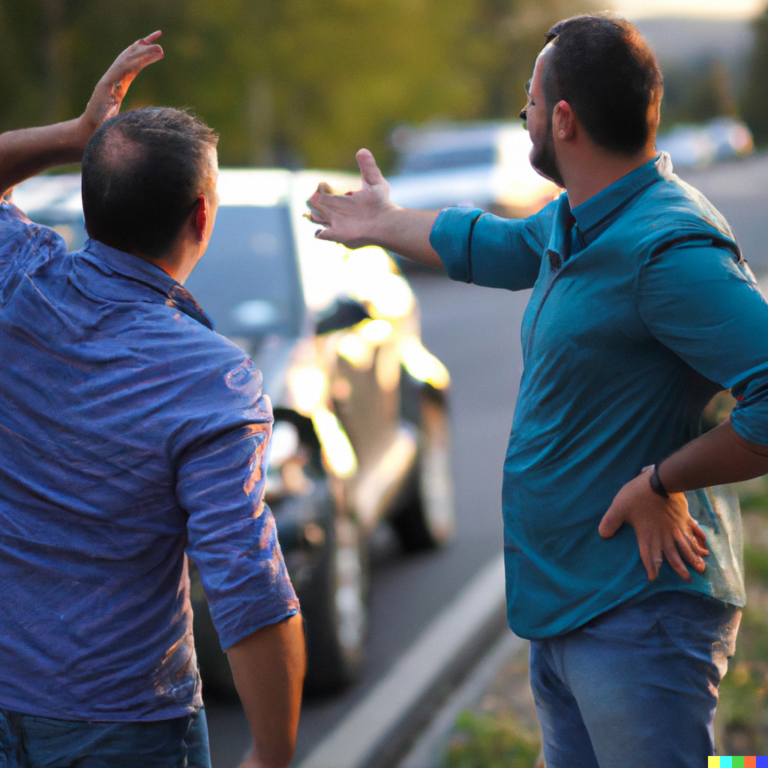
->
xmin=569 ymin=152 xmax=671 ymax=245
xmin=82 ymin=239 xmax=213 ymax=330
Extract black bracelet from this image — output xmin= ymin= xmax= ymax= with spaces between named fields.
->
xmin=649 ymin=464 xmax=669 ymax=499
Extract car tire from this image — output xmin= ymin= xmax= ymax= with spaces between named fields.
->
xmin=302 ymin=505 xmax=369 ymax=692
xmin=190 ymin=483 xmax=369 ymax=696
xmin=392 ymin=393 xmax=455 ymax=552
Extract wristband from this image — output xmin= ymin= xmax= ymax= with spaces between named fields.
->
xmin=648 ymin=463 xmax=669 ymax=499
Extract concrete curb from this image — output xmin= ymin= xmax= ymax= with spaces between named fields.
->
xmin=397 ymin=631 xmax=525 ymax=768
xmin=293 ymin=554 xmax=507 ymax=768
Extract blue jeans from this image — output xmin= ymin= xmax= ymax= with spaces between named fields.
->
xmin=529 ymin=591 xmax=741 ymax=768
xmin=0 ymin=707 xmax=211 ymax=768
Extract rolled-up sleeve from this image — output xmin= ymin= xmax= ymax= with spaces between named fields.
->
xmin=176 ymin=361 xmax=299 ymax=650
xmin=429 ymin=202 xmax=556 ymax=290
xmin=638 ymin=240 xmax=768 ymax=447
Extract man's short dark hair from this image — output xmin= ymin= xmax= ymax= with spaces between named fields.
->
xmin=82 ymin=108 xmax=219 ymax=259
xmin=543 ymin=15 xmax=663 ymax=155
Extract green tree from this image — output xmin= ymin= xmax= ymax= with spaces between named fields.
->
xmin=0 ymin=0 xmax=589 ymax=170
xmin=742 ymin=3 xmax=768 ymax=144
xmin=461 ymin=0 xmax=596 ymax=121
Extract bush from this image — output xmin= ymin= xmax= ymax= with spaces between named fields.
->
xmin=442 ymin=710 xmax=541 ymax=768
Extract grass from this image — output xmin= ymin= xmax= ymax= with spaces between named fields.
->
xmin=715 ymin=479 xmax=768 ymax=755
xmin=442 ymin=711 xmax=541 ymax=768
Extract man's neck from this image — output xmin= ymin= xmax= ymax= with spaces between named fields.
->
xmin=129 ymin=241 xmax=200 ymax=285
xmin=561 ymin=144 xmax=657 ymax=209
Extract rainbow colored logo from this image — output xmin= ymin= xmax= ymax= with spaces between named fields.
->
xmin=709 ymin=758 xmax=768 ymax=766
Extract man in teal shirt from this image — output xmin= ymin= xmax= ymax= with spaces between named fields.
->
xmin=308 ymin=14 xmax=768 ymax=768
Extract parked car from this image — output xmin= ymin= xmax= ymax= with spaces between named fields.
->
xmin=388 ymin=121 xmax=560 ymax=219
xmin=656 ymin=118 xmax=753 ymax=169
xmin=12 ymin=169 xmax=456 ymax=693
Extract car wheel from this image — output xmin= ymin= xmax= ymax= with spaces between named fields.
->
xmin=302 ymin=506 xmax=368 ymax=692
xmin=392 ymin=394 xmax=455 ymax=552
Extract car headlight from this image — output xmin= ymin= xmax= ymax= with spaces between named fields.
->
xmin=265 ymin=420 xmax=311 ymax=500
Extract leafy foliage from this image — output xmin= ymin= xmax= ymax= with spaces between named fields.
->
xmin=443 ymin=710 xmax=541 ymax=768
xmin=715 ymin=487 xmax=768 ymax=756
xmin=742 ymin=6 xmax=768 ymax=145
xmin=0 ymin=0 xmax=590 ymax=170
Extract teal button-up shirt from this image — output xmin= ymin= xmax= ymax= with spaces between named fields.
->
xmin=431 ymin=154 xmax=768 ymax=639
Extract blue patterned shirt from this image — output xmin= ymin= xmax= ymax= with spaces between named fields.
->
xmin=0 ymin=202 xmax=299 ymax=720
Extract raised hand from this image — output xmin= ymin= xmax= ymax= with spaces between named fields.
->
xmin=307 ymin=149 xmax=395 ymax=249
xmin=598 ymin=466 xmax=709 ymax=582
xmin=80 ymin=31 xmax=164 ymax=135
xmin=0 ymin=31 xmax=164 ymax=198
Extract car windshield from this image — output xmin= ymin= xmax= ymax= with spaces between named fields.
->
xmin=30 ymin=205 xmax=304 ymax=339
xmin=397 ymin=145 xmax=496 ymax=174
xmin=184 ymin=206 xmax=304 ymax=339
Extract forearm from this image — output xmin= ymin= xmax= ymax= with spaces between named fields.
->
xmin=0 ymin=32 xmax=163 ymax=202
xmin=369 ymin=205 xmax=443 ymax=268
xmin=0 ymin=117 xmax=91 ymax=200
xmin=659 ymin=418 xmax=768 ymax=493
xmin=227 ymin=614 xmax=306 ymax=768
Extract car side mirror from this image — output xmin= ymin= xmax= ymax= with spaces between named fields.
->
xmin=315 ymin=297 xmax=371 ymax=335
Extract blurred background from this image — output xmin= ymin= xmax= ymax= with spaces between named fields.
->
xmin=3 ymin=0 xmax=767 ymax=173
xmin=9 ymin=1 xmax=768 ymax=765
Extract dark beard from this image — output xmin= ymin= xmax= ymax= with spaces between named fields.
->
xmin=530 ymin=122 xmax=565 ymax=188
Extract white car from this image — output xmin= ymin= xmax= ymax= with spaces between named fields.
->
xmin=11 ymin=169 xmax=456 ymax=694
xmin=388 ymin=121 xmax=560 ymax=219
xmin=656 ymin=118 xmax=754 ymax=169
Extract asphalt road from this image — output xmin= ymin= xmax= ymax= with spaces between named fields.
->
xmin=206 ymin=271 xmax=529 ymax=767
xmin=205 ymin=151 xmax=768 ymax=768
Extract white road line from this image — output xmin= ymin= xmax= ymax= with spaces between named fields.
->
xmin=398 ymin=631 xmax=524 ymax=768
xmin=294 ymin=554 xmax=507 ymax=768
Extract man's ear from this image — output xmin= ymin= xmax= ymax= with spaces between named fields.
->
xmin=552 ymin=100 xmax=577 ymax=141
xmin=193 ymin=194 xmax=208 ymax=243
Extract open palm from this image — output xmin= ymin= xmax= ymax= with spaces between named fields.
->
xmin=81 ymin=31 xmax=164 ymax=132
xmin=308 ymin=148 xmax=395 ymax=248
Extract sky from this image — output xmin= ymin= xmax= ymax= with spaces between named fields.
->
xmin=612 ymin=0 xmax=763 ymax=19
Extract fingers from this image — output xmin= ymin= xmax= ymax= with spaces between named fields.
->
xmin=690 ymin=518 xmax=708 ymax=545
xmin=641 ymin=529 xmax=707 ymax=584
xmin=306 ymin=186 xmax=333 ymax=225
xmin=356 ymin=149 xmax=386 ymax=187
xmin=637 ymin=538 xmax=660 ymax=581
xmin=305 ymin=204 xmax=329 ymax=226
xmin=140 ymin=31 xmax=163 ymax=45
xmin=598 ymin=504 xmax=623 ymax=539
xmin=663 ymin=535 xmax=694 ymax=582
xmin=114 ymin=32 xmax=164 ymax=77
xmin=672 ymin=529 xmax=706 ymax=575
xmin=691 ymin=535 xmax=709 ymax=558
xmin=314 ymin=228 xmax=336 ymax=241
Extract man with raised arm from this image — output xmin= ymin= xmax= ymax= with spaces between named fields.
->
xmin=0 ymin=34 xmax=304 ymax=768
xmin=308 ymin=14 xmax=768 ymax=768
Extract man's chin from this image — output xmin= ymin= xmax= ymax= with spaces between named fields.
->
xmin=530 ymin=146 xmax=565 ymax=189
xmin=531 ymin=163 xmax=564 ymax=188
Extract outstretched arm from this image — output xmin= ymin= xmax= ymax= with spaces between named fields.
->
xmin=308 ymin=148 xmax=443 ymax=268
xmin=0 ymin=31 xmax=164 ymax=200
